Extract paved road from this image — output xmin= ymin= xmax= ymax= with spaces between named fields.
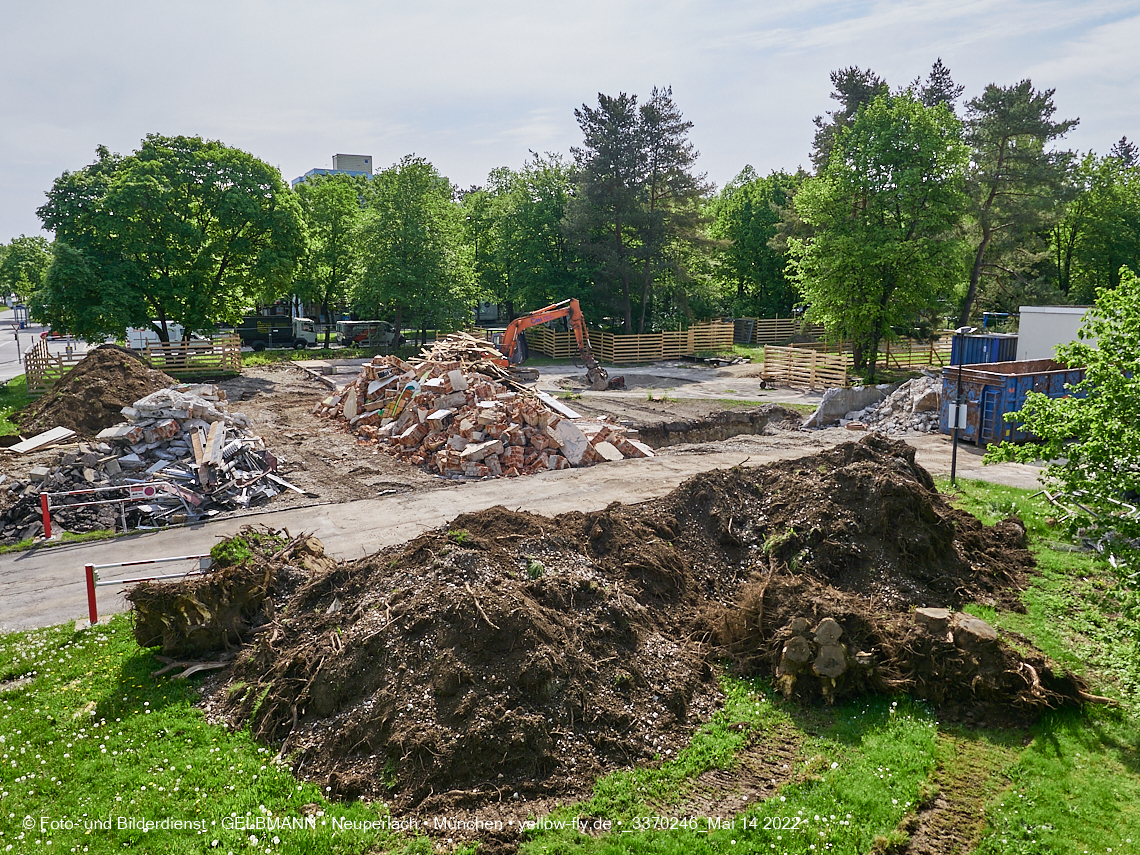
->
xmin=0 ymin=316 xmax=90 ymax=384
xmin=0 ymin=430 xmax=1040 ymax=633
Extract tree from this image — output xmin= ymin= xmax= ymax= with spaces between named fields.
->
xmin=1051 ymin=152 xmax=1140 ymax=302
xmin=1110 ymin=135 xmax=1138 ymax=168
xmin=632 ymin=86 xmax=709 ymax=333
xmin=564 ymin=88 xmax=708 ymax=331
xmin=914 ymin=58 xmax=964 ymax=111
xmin=958 ymin=81 xmax=1078 ymax=325
xmin=34 ymin=136 xmax=305 ymax=342
xmin=0 ymin=235 xmax=52 ymax=300
xmin=810 ymin=67 xmax=888 ymax=172
xmin=564 ymin=92 xmax=644 ymax=331
xmin=466 ymin=154 xmax=589 ymax=318
xmin=789 ymin=92 xmax=969 ymax=381
xmin=293 ymin=173 xmax=365 ymax=347
xmin=707 ymin=166 xmax=800 ymax=318
xmin=986 ymin=268 xmax=1140 ymax=549
xmin=355 ymin=156 xmax=475 ymax=344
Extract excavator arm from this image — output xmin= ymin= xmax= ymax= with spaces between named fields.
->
xmin=498 ymin=299 xmax=611 ymax=391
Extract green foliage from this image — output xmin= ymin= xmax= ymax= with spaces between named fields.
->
xmin=293 ymin=173 xmax=366 ymax=346
xmin=462 ymin=153 xmax=591 ymax=317
xmin=34 ymin=136 xmax=305 ymax=342
xmin=707 ymin=167 xmax=800 ymax=318
xmin=525 ymin=557 xmax=546 ymax=580
xmin=1051 ymin=151 xmax=1140 ymax=303
xmin=565 ymin=88 xmax=709 ymax=333
xmin=0 ymin=235 xmax=51 ymax=300
xmin=959 ymin=81 xmax=1079 ymax=324
xmin=355 ymin=156 xmax=476 ymax=342
xmin=789 ymin=91 xmax=968 ymax=381
xmin=986 ymin=269 xmax=1140 ymax=586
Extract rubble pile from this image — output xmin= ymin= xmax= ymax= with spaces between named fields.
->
xmin=843 ymin=373 xmax=941 ymax=433
xmin=315 ymin=351 xmax=655 ymax=478
xmin=0 ymin=384 xmax=284 ymax=543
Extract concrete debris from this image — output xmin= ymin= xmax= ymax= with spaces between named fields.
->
xmin=841 ymin=373 xmax=942 ymax=435
xmin=0 ymin=384 xmax=281 ymax=544
xmin=314 ymin=350 xmax=654 ymax=479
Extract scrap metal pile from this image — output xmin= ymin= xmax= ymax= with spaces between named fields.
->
xmin=0 ymin=384 xmax=286 ymax=543
xmin=314 ymin=341 xmax=655 ymax=478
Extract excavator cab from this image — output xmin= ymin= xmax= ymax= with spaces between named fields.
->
xmin=498 ymin=299 xmax=616 ymax=391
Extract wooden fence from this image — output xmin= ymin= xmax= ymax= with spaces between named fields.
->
xmin=24 ymin=338 xmax=88 ymax=398
xmin=735 ymin=317 xmax=826 ymax=345
xmin=762 ymin=346 xmax=849 ymax=389
xmin=143 ymin=335 xmax=242 ymax=377
xmin=527 ymin=320 xmax=735 ymax=364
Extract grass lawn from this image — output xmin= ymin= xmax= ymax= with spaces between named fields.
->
xmin=0 ymin=375 xmax=29 ymax=436
xmin=0 ymin=481 xmax=1137 ymax=854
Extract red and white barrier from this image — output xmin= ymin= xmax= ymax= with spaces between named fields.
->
xmin=40 ymin=481 xmax=191 ymax=539
xmin=84 ymin=554 xmax=213 ymax=624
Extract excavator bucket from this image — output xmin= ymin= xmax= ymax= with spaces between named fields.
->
xmin=586 ymin=365 xmax=610 ymax=392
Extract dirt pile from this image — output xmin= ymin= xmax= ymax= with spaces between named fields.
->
xmin=141 ymin=435 xmax=1090 ymax=829
xmin=18 ymin=345 xmax=175 ymax=436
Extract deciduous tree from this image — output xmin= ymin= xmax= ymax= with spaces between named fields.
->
xmin=34 ymin=136 xmax=305 ymax=341
xmin=0 ymin=235 xmax=51 ymax=301
xmin=293 ymin=173 xmax=365 ymax=346
xmin=789 ymin=92 xmax=968 ymax=381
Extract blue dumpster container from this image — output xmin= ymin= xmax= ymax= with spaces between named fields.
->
xmin=949 ymin=333 xmax=1019 ymax=366
xmin=940 ymin=359 xmax=1085 ymax=445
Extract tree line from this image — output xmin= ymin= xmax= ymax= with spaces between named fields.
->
xmin=4 ymin=62 xmax=1138 ymax=366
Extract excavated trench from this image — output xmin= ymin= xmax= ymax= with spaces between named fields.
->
xmin=635 ymin=404 xmax=804 ymax=447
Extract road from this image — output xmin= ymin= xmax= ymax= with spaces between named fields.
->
xmin=0 ymin=429 xmax=1041 ymax=633
xmin=0 ymin=315 xmax=90 ymax=384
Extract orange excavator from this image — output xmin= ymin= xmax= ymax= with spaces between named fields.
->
xmin=497 ymin=299 xmax=618 ymax=391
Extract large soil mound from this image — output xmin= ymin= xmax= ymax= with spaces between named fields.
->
xmin=19 ymin=345 xmax=175 ymax=436
xmin=140 ymin=435 xmax=1090 ymax=831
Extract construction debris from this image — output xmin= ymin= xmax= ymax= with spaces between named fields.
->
xmin=314 ymin=344 xmax=654 ymax=478
xmin=841 ymin=372 xmax=942 ymax=434
xmin=0 ymin=384 xmax=285 ymax=544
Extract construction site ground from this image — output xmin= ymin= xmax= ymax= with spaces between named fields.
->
xmin=0 ymin=359 xmax=1040 ymax=633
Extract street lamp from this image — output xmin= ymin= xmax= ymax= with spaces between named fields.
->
xmin=950 ymin=325 xmax=978 ymax=486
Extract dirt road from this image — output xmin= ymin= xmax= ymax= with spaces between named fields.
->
xmin=0 ymin=427 xmax=1039 ymax=633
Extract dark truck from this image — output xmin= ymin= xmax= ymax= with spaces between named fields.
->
xmin=232 ymin=316 xmax=315 ymax=351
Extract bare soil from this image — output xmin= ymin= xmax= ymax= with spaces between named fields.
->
xmin=215 ymin=365 xmax=440 ymax=507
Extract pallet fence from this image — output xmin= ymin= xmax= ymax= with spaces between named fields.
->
xmin=143 ymin=335 xmax=242 ymax=377
xmin=527 ymin=320 xmax=735 ymax=364
xmin=762 ymin=346 xmax=849 ymax=389
xmin=24 ymin=338 xmax=87 ymax=398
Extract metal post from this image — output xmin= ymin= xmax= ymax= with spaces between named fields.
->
xmin=950 ymin=325 xmax=978 ymax=486
xmin=39 ymin=493 xmax=51 ymax=539
xmin=85 ymin=564 xmax=99 ymax=624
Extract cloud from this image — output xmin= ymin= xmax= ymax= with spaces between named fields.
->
xmin=1 ymin=0 xmax=1136 ymax=238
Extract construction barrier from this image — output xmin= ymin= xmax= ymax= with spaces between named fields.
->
xmin=84 ymin=554 xmax=214 ymax=625
xmin=24 ymin=337 xmax=87 ymax=398
xmin=144 ymin=334 xmax=241 ymax=377
xmin=527 ymin=320 xmax=735 ymax=364
xmin=40 ymin=481 xmax=199 ymax=539
xmin=762 ymin=345 xmax=849 ymax=389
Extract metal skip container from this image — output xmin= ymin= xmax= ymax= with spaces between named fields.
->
xmin=940 ymin=359 xmax=1085 ymax=446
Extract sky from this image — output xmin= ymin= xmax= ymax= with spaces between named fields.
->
xmin=2 ymin=0 xmax=1138 ymax=241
